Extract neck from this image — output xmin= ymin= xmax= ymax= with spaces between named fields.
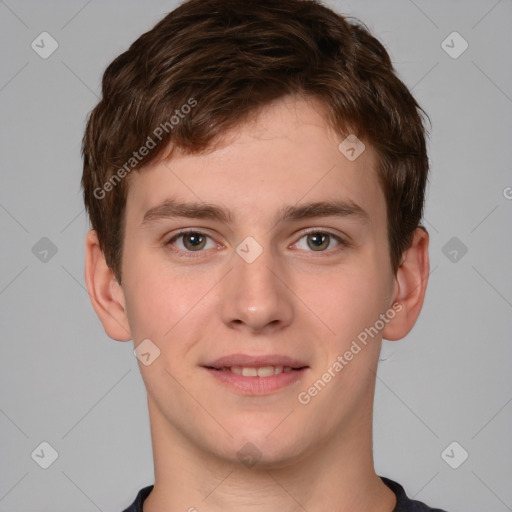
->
xmin=142 ymin=397 xmax=396 ymax=512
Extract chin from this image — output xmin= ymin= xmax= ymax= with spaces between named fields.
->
xmin=218 ymin=424 xmax=310 ymax=469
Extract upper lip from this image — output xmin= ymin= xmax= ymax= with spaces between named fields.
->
xmin=203 ymin=354 xmax=309 ymax=369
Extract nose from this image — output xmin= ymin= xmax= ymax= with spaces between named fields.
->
xmin=219 ymin=244 xmax=294 ymax=334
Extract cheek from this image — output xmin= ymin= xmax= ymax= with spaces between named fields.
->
xmin=297 ymin=267 xmax=389 ymax=410
xmin=308 ymin=264 xmax=390 ymax=349
xmin=121 ymin=246 xmax=217 ymax=344
xmin=121 ymin=247 xmax=176 ymax=340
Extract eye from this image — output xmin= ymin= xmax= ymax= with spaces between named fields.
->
xmin=165 ymin=230 xmax=217 ymax=253
xmin=293 ymin=231 xmax=344 ymax=252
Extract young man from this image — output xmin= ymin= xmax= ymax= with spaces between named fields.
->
xmin=82 ymin=0 xmax=447 ymax=510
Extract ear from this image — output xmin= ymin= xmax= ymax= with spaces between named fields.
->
xmin=382 ymin=227 xmax=429 ymax=341
xmin=84 ymin=230 xmax=132 ymax=341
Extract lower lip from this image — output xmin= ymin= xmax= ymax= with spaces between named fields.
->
xmin=203 ymin=367 xmax=308 ymax=395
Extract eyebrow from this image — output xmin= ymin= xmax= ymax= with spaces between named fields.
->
xmin=141 ymin=198 xmax=370 ymax=227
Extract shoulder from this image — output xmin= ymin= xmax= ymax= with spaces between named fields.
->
xmin=121 ymin=485 xmax=154 ymax=512
xmin=381 ymin=477 xmax=449 ymax=512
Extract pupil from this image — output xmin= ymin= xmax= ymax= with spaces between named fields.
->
xmin=309 ymin=233 xmax=328 ymax=250
xmin=185 ymin=233 xmax=205 ymax=250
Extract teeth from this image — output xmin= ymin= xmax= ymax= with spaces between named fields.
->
xmin=242 ymin=367 xmax=258 ymax=377
xmin=257 ymin=366 xmax=274 ymax=377
xmin=228 ymin=365 xmax=287 ymax=376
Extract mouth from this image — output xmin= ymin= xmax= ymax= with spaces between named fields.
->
xmin=204 ymin=365 xmax=307 ymax=376
xmin=201 ymin=355 xmax=309 ymax=395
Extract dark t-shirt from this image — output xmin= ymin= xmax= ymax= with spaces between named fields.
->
xmin=121 ymin=476 xmax=448 ymax=511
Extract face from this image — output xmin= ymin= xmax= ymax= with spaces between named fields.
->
xmin=119 ymin=96 xmax=398 ymax=467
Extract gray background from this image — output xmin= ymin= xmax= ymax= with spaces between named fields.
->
xmin=1 ymin=0 xmax=511 ymax=510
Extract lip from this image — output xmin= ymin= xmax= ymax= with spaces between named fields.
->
xmin=204 ymin=367 xmax=309 ymax=395
xmin=203 ymin=353 xmax=308 ymax=369
xmin=202 ymin=353 xmax=309 ymax=396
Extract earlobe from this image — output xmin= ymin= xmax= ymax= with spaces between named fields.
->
xmin=382 ymin=227 xmax=430 ymax=341
xmin=84 ymin=230 xmax=132 ymax=341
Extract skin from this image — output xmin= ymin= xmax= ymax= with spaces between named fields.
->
xmin=85 ymin=95 xmax=429 ymax=512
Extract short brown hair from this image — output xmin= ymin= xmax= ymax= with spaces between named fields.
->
xmin=82 ymin=0 xmax=430 ymax=283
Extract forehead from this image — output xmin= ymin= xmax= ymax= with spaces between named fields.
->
xmin=125 ymin=96 xmax=385 ymax=229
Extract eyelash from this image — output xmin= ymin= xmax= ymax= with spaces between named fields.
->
xmin=163 ymin=228 xmax=348 ymax=258
xmin=164 ymin=230 xmax=219 ymax=259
